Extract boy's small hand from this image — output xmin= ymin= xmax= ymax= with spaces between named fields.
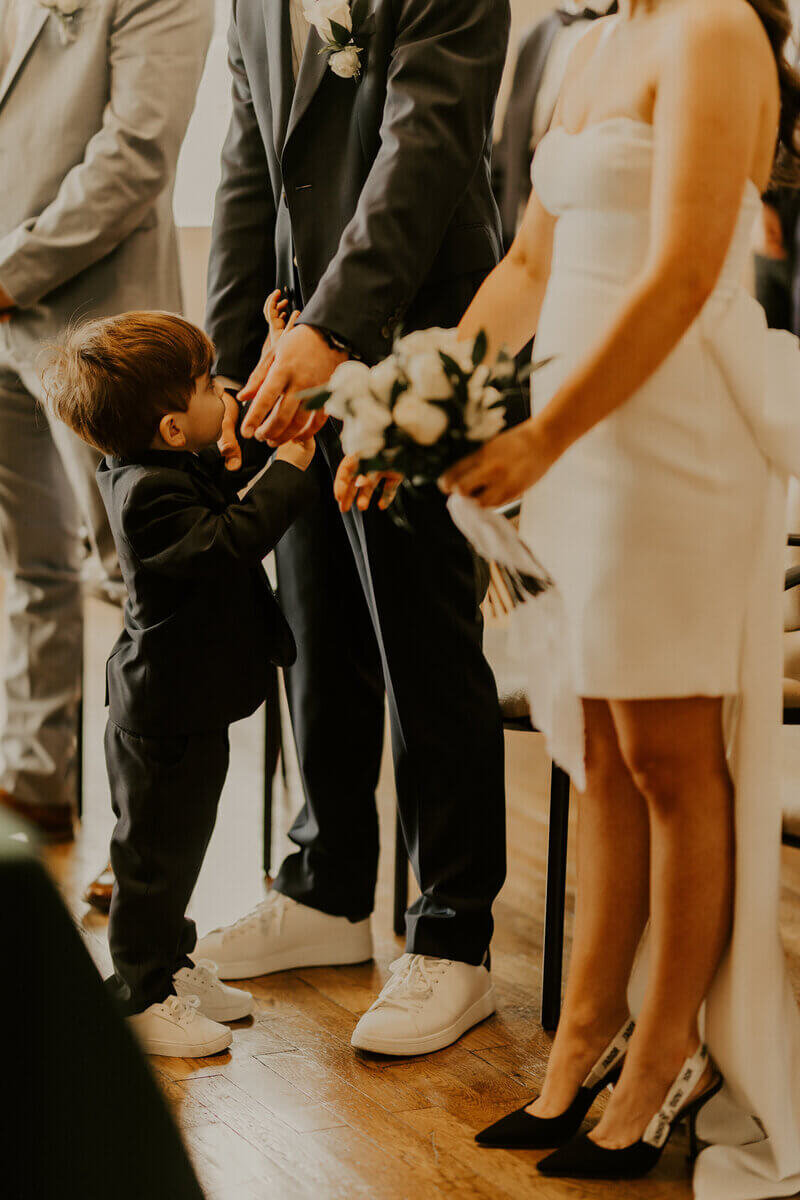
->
xmin=275 ymin=436 xmax=315 ymax=472
xmin=333 ymin=455 xmax=403 ymax=513
xmin=218 ymin=391 xmax=243 ymax=472
xmin=263 ymin=291 xmax=301 ymax=351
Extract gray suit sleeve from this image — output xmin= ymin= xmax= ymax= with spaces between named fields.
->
xmin=204 ymin=5 xmax=277 ymax=381
xmin=299 ymin=0 xmax=510 ymax=363
xmin=0 ymin=0 xmax=212 ymax=309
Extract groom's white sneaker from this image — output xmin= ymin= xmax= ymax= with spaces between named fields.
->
xmin=351 ymin=954 xmax=496 ymax=1056
xmin=195 ymin=889 xmax=373 ymax=980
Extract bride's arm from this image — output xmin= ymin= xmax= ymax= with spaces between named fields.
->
xmin=457 ymin=187 xmax=557 ymax=358
xmin=443 ymin=3 xmax=774 ymax=506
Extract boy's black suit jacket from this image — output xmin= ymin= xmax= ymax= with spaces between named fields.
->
xmin=97 ymin=447 xmax=315 ymax=737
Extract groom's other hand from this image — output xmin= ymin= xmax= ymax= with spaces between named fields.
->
xmin=334 ymin=455 xmax=403 ymax=514
xmin=239 ymin=325 xmax=346 ymax=443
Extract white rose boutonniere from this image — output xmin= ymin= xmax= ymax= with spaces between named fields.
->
xmin=302 ymin=0 xmax=374 ymax=82
xmin=39 ymin=0 xmax=82 ymax=43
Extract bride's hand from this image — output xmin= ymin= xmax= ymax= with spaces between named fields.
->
xmin=440 ymin=419 xmax=559 ymax=508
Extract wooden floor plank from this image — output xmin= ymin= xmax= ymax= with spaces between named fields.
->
xmin=28 ymin=594 xmax=800 ymax=1198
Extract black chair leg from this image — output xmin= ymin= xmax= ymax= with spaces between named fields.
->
xmin=393 ymin=811 xmax=408 ymax=937
xmin=541 ymin=763 xmax=570 ymax=1031
xmin=75 ymin=689 xmax=84 ymax=821
xmin=263 ymin=665 xmax=282 ymax=877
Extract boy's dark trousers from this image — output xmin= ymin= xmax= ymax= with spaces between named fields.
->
xmin=104 ymin=721 xmax=230 ymax=1016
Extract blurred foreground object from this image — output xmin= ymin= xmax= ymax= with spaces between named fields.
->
xmin=0 ymin=811 xmax=204 ymax=1200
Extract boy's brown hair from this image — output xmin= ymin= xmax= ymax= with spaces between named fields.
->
xmin=43 ymin=311 xmax=215 ymax=459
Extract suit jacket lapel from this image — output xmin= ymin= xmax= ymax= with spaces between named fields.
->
xmin=0 ymin=4 xmax=49 ymax=112
xmin=283 ymin=25 xmax=327 ymax=158
xmin=263 ymin=0 xmax=294 ymax=156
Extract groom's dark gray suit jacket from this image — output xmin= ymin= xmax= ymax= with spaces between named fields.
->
xmin=206 ymin=0 xmax=510 ymax=375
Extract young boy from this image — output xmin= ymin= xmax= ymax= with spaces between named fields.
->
xmin=45 ymin=306 xmax=315 ymax=1057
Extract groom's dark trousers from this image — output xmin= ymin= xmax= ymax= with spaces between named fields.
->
xmin=206 ymin=0 xmax=511 ymax=966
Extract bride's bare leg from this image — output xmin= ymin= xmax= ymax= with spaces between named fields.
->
xmin=529 ymin=699 xmax=650 ymax=1117
xmin=589 ymin=697 xmax=734 ymax=1148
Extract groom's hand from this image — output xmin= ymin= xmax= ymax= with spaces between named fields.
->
xmin=239 ymin=325 xmax=347 ymax=444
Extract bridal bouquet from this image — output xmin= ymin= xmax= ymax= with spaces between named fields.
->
xmin=302 ymin=326 xmax=528 ymax=482
xmin=302 ymin=326 xmax=556 ymax=599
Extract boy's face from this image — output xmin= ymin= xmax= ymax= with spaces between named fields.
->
xmin=158 ymin=374 xmax=227 ymax=452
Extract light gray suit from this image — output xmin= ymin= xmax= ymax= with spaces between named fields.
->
xmin=0 ymin=0 xmax=211 ymax=811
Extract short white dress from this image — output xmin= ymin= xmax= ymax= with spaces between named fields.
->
xmin=515 ymin=116 xmax=800 ymax=1200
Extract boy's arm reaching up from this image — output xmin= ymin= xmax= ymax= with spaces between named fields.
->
xmin=122 ymin=444 xmax=316 ymax=579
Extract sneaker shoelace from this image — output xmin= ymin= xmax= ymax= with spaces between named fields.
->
xmin=180 ymin=960 xmax=223 ymax=989
xmin=216 ymin=890 xmax=289 ymax=943
xmin=370 ymin=954 xmax=454 ymax=1013
xmin=161 ymin=995 xmax=202 ymax=1026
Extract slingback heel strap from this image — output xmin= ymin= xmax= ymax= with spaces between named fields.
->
xmin=583 ymin=1017 xmax=636 ymax=1089
xmin=642 ymin=1043 xmax=710 ymax=1148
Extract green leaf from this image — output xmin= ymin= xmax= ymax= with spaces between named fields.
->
xmin=328 ymin=18 xmax=351 ymax=45
xmin=472 ymin=329 xmax=487 ymax=367
xmin=298 ymin=386 xmax=331 ymax=411
xmin=389 ymin=378 xmax=407 ymax=408
xmin=438 ymin=351 xmax=465 ymax=383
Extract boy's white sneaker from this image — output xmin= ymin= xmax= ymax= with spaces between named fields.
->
xmin=128 ymin=995 xmax=233 ymax=1057
xmin=174 ymin=959 xmax=254 ymax=1021
xmin=350 ymin=954 xmax=496 ymax=1056
xmin=195 ymin=889 xmax=373 ymax=980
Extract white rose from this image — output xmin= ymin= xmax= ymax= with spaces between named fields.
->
xmin=341 ymin=420 xmax=387 ymax=459
xmin=468 ymin=365 xmax=491 ymax=396
xmin=329 ymin=46 xmax=362 ymax=78
xmin=369 ymin=355 xmax=404 ymax=405
xmin=329 ymin=359 xmax=371 ymax=396
xmin=404 ymin=351 xmax=452 ymax=401
xmin=394 ymin=327 xmax=453 ymax=359
xmin=393 ymin=389 xmax=449 ymax=446
xmin=324 ymin=359 xmax=370 ymax=419
xmin=340 ymin=390 xmax=392 ymax=458
xmin=465 ymin=377 xmax=505 ymax=442
xmin=302 ymin=0 xmax=352 ymax=41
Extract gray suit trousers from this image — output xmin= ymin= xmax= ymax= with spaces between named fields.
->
xmin=0 ymin=328 xmax=118 ymax=808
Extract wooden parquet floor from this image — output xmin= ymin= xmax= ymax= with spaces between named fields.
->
xmin=39 ymin=598 xmax=800 ymax=1200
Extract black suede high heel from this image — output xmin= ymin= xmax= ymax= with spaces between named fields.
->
xmin=475 ymin=1017 xmax=635 ymax=1150
xmin=536 ymin=1043 xmax=723 ymax=1179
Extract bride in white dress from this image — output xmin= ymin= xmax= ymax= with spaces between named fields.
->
xmin=442 ymin=0 xmax=800 ymax=1196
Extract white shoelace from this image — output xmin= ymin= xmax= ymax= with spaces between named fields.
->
xmin=179 ymin=960 xmax=222 ymax=988
xmin=215 ymin=890 xmax=289 ymax=943
xmin=160 ymin=995 xmax=202 ymax=1026
xmin=369 ymin=954 xmax=454 ymax=1013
